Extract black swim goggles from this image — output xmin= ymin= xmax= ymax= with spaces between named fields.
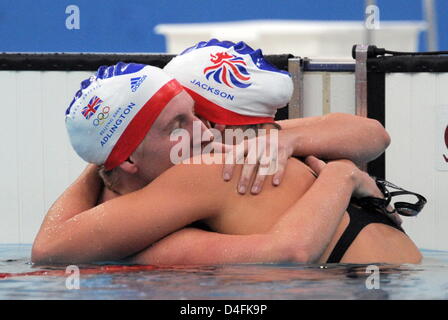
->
xmin=352 ymin=178 xmax=427 ymax=217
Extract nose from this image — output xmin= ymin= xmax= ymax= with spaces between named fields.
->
xmin=187 ymin=117 xmax=214 ymax=152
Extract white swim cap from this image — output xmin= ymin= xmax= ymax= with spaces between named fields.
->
xmin=65 ymin=62 xmax=183 ymax=170
xmin=164 ymin=39 xmax=293 ymax=125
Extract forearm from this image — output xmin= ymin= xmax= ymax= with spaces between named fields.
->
xmin=38 ymin=164 xmax=102 ymax=226
xmin=31 ymin=163 xmax=221 ymax=264
xmin=269 ymin=164 xmax=356 ymax=263
xmin=32 ymin=164 xmax=103 ymax=261
xmin=278 ymin=113 xmax=390 ymax=165
xmin=129 ymin=228 xmax=289 ymax=265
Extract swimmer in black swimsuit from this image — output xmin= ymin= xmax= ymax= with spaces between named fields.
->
xmin=326 ymin=178 xmax=426 ymax=263
xmin=327 ymin=203 xmax=405 ymax=263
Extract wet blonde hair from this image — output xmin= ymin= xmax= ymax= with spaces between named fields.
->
xmin=98 ymin=165 xmax=121 ymax=194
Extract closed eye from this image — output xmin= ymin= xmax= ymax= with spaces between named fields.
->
xmin=170 ymin=115 xmax=188 ymax=133
xmin=165 ymin=114 xmax=186 ymax=132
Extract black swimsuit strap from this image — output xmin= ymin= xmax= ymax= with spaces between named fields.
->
xmin=326 ymin=203 xmax=405 ymax=263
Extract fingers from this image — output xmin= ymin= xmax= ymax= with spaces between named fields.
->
xmin=220 ymin=133 xmax=288 ymax=194
xmin=236 ymin=141 xmax=259 ymax=194
xmin=222 ymin=163 xmax=235 ymax=181
xmin=222 ymin=141 xmax=246 ymax=182
xmin=240 ymin=156 xmax=277 ymax=194
xmin=238 ymin=162 xmax=258 ymax=194
xmin=385 ymin=204 xmax=403 ymax=226
xmin=249 ymin=152 xmax=277 ymax=194
xmin=272 ymin=165 xmax=285 ymax=187
xmin=270 ymin=148 xmax=289 ymax=186
xmin=250 ymin=169 xmax=268 ymax=194
xmin=393 ymin=213 xmax=403 ymax=226
xmin=304 ymin=156 xmax=326 ymax=175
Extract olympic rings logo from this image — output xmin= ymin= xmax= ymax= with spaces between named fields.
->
xmin=93 ymin=106 xmax=110 ymax=126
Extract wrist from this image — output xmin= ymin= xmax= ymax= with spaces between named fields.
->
xmin=280 ymin=129 xmax=299 ymax=157
xmin=323 ymin=162 xmax=358 ymax=190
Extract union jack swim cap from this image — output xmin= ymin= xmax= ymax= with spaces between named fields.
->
xmin=163 ymin=39 xmax=293 ymax=125
xmin=65 ymin=62 xmax=183 ymax=170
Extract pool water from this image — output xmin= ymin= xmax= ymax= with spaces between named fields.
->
xmin=0 ymin=244 xmax=447 ymax=300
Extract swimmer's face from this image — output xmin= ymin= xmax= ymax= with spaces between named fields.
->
xmin=130 ymin=90 xmax=211 ymax=183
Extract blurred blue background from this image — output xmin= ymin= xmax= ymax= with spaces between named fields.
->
xmin=0 ymin=0 xmax=446 ymax=53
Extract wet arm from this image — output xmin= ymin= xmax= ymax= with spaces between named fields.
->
xmin=130 ymin=163 xmax=356 ymax=265
xmin=276 ymin=113 xmax=391 ymax=165
xmin=36 ymin=164 xmax=103 ymax=227
xmin=31 ymin=164 xmax=223 ymax=264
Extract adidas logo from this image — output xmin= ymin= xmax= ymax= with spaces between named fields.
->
xmin=130 ymin=75 xmax=147 ymax=92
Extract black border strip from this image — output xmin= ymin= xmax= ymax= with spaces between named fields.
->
xmin=366 ymin=70 xmax=386 ymax=179
xmin=0 ymin=52 xmax=293 ymax=121
xmin=0 ymin=53 xmax=293 ymax=71
xmin=368 ymin=55 xmax=448 ymax=73
xmin=0 ymin=53 xmax=175 ymax=70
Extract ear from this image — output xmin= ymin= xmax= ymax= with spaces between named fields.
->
xmin=118 ymin=157 xmax=138 ymax=174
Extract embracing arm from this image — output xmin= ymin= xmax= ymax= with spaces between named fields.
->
xmin=130 ymin=160 xmax=359 ymax=265
xmin=33 ymin=158 xmax=361 ymax=265
xmin=276 ymin=113 xmax=391 ymax=165
xmin=42 ymin=164 xmax=103 ymax=222
xmin=31 ymin=164 xmax=225 ymax=264
xmin=227 ymin=113 xmax=390 ymax=194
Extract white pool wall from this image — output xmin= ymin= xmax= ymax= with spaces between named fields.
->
xmin=0 ymin=71 xmax=88 ymax=243
xmin=0 ymin=69 xmax=447 ymax=252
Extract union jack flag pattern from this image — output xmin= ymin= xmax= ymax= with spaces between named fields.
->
xmin=204 ymin=52 xmax=251 ymax=88
xmin=81 ymin=96 xmax=103 ymax=119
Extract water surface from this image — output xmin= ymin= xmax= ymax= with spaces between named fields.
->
xmin=1 ymin=244 xmax=447 ymax=299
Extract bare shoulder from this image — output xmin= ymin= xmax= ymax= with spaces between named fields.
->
xmin=158 ymin=154 xmax=227 ymax=185
xmin=142 ymin=154 xmax=232 ymax=208
xmin=145 ymin=155 xmax=315 ymax=201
